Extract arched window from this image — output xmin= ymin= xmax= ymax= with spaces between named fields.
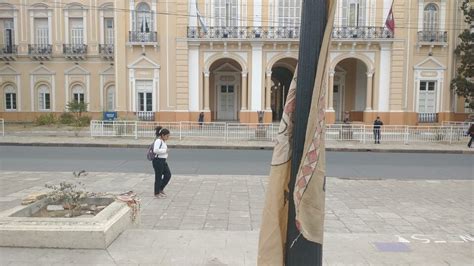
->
xmin=72 ymin=84 xmax=85 ymax=104
xmin=38 ymin=84 xmax=51 ymax=110
xmin=106 ymin=85 xmax=115 ymax=111
xmin=4 ymin=85 xmax=17 ymax=110
xmin=136 ymin=2 xmax=152 ymax=32
xmin=423 ymin=3 xmax=439 ymax=32
xmin=214 ymin=0 xmax=238 ymax=27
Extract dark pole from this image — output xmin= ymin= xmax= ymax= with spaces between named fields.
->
xmin=285 ymin=0 xmax=328 ymax=265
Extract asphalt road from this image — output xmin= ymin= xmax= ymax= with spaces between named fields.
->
xmin=0 ymin=146 xmax=472 ymax=180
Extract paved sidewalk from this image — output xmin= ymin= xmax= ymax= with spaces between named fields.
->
xmin=1 ymin=134 xmax=473 ymax=154
xmin=0 ymin=171 xmax=473 ymax=265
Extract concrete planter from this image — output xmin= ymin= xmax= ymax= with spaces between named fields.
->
xmin=0 ymin=197 xmax=132 ymax=249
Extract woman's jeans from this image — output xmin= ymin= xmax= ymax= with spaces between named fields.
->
xmin=152 ymin=158 xmax=172 ymax=195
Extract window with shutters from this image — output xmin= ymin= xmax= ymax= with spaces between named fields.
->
xmin=38 ymin=85 xmax=51 ymax=111
xmin=4 ymin=85 xmax=17 ymax=111
xmin=72 ymin=85 xmax=85 ymax=104
xmin=341 ymin=0 xmax=366 ymax=27
xmin=34 ymin=18 xmax=49 ymax=45
xmin=214 ymin=0 xmax=238 ymax=27
xmin=104 ymin=18 xmax=114 ymax=44
xmin=134 ymin=2 xmax=153 ymax=32
xmin=276 ymin=0 xmax=301 ymax=27
xmin=1 ymin=18 xmax=14 ymax=49
xmin=69 ymin=18 xmax=84 ymax=45
xmin=423 ymin=3 xmax=438 ymax=32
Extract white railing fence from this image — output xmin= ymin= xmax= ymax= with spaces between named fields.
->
xmin=0 ymin=118 xmax=4 ymax=136
xmin=90 ymin=120 xmax=469 ymax=144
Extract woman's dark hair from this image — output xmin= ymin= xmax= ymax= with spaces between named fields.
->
xmin=155 ymin=126 xmax=170 ymax=137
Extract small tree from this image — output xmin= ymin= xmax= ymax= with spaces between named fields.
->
xmin=66 ymin=101 xmax=90 ymax=135
xmin=451 ymin=0 xmax=474 ymax=110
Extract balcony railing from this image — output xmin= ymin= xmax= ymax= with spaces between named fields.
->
xmin=418 ymin=113 xmax=438 ymax=123
xmin=129 ymin=31 xmax=157 ymax=43
xmin=99 ymin=44 xmax=114 ymax=59
xmin=0 ymin=45 xmax=17 ymax=60
xmin=187 ymin=26 xmax=300 ymax=39
xmin=417 ymin=31 xmax=448 ymax=43
xmin=136 ymin=111 xmax=155 ymax=121
xmin=332 ymin=26 xmax=394 ymax=39
xmin=63 ymin=44 xmax=87 ymax=59
xmin=28 ymin=44 xmax=52 ymax=59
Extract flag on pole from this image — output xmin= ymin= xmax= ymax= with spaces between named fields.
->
xmin=257 ymin=1 xmax=336 ymax=265
xmin=195 ymin=2 xmax=208 ymax=33
xmin=385 ymin=3 xmax=395 ymax=34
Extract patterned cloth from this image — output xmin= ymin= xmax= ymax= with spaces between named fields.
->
xmin=257 ymin=1 xmax=336 ymax=265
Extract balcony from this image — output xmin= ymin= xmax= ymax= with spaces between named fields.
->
xmin=417 ymin=31 xmax=448 ymax=47
xmin=128 ymin=31 xmax=157 ymax=45
xmin=28 ymin=44 xmax=52 ymax=60
xmin=331 ymin=26 xmax=394 ymax=40
xmin=187 ymin=26 xmax=300 ymax=40
xmin=63 ymin=44 xmax=87 ymax=60
xmin=418 ymin=113 xmax=438 ymax=123
xmin=99 ymin=44 xmax=114 ymax=60
xmin=0 ymin=45 xmax=18 ymax=61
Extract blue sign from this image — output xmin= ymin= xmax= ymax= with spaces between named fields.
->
xmin=103 ymin=112 xmax=117 ymax=121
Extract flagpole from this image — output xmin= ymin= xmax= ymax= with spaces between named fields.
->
xmin=285 ymin=0 xmax=328 ymax=265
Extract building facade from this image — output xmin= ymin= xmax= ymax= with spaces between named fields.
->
xmin=0 ymin=0 xmax=471 ymax=124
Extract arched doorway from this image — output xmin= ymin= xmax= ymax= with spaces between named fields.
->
xmin=270 ymin=58 xmax=297 ymax=121
xmin=209 ymin=58 xmax=243 ymax=121
xmin=332 ymin=58 xmax=369 ymax=122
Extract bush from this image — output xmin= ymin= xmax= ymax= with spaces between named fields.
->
xmin=59 ymin=112 xmax=75 ymax=125
xmin=77 ymin=116 xmax=91 ymax=127
xmin=35 ymin=113 xmax=56 ymax=126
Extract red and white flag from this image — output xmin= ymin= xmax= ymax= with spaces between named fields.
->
xmin=385 ymin=4 xmax=395 ymax=34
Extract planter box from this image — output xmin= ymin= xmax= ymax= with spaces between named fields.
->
xmin=0 ymin=197 xmax=132 ymax=249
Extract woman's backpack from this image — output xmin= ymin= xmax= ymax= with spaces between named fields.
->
xmin=146 ymin=139 xmax=162 ymax=161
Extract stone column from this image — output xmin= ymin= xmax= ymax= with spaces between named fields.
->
xmin=241 ymin=72 xmax=248 ymax=110
xmin=328 ymin=70 xmax=335 ymax=110
xmin=265 ymin=71 xmax=272 ymax=110
xmin=365 ymin=71 xmax=374 ymax=111
xmin=204 ymin=71 xmax=210 ymax=110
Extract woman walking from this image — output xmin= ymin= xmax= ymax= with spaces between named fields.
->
xmin=152 ymin=126 xmax=172 ymax=198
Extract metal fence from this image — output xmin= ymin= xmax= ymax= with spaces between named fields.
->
xmin=90 ymin=120 xmax=468 ymax=144
xmin=0 ymin=118 xmax=4 ymax=136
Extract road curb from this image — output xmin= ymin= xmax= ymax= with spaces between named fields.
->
xmin=1 ymin=142 xmax=473 ymax=154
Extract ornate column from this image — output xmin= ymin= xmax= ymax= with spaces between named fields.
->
xmin=328 ymin=70 xmax=335 ymax=110
xmin=365 ymin=71 xmax=374 ymax=111
xmin=265 ymin=71 xmax=272 ymax=110
xmin=204 ymin=71 xmax=210 ymax=110
xmin=241 ymin=72 xmax=248 ymax=110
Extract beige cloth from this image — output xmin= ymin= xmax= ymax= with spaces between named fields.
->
xmin=257 ymin=1 xmax=336 ymax=265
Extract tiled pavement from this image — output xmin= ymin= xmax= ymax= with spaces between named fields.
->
xmin=0 ymin=171 xmax=472 ymax=265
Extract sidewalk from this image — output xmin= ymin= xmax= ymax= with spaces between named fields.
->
xmin=0 ymin=171 xmax=472 ymax=265
xmin=1 ymin=133 xmax=473 ymax=154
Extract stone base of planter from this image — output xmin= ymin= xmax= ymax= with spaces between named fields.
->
xmin=0 ymin=198 xmax=132 ymax=249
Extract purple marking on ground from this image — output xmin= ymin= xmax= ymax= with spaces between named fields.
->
xmin=373 ymin=242 xmax=411 ymax=252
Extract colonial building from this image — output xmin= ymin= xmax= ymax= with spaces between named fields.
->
xmin=0 ymin=0 xmax=470 ymax=124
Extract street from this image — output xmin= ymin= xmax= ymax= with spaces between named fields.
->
xmin=0 ymin=145 xmax=472 ymax=179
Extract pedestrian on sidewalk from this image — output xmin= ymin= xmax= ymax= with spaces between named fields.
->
xmin=152 ymin=126 xmax=172 ymax=199
xmin=467 ymin=124 xmax=474 ymax=148
xmin=373 ymin=116 xmax=383 ymax=144
xmin=198 ymin=112 xmax=204 ymax=127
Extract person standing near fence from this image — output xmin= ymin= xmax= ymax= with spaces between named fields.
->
xmin=373 ymin=116 xmax=383 ymax=144
xmin=152 ymin=126 xmax=172 ymax=198
xmin=198 ymin=112 xmax=204 ymax=127
xmin=467 ymin=124 xmax=474 ymax=148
